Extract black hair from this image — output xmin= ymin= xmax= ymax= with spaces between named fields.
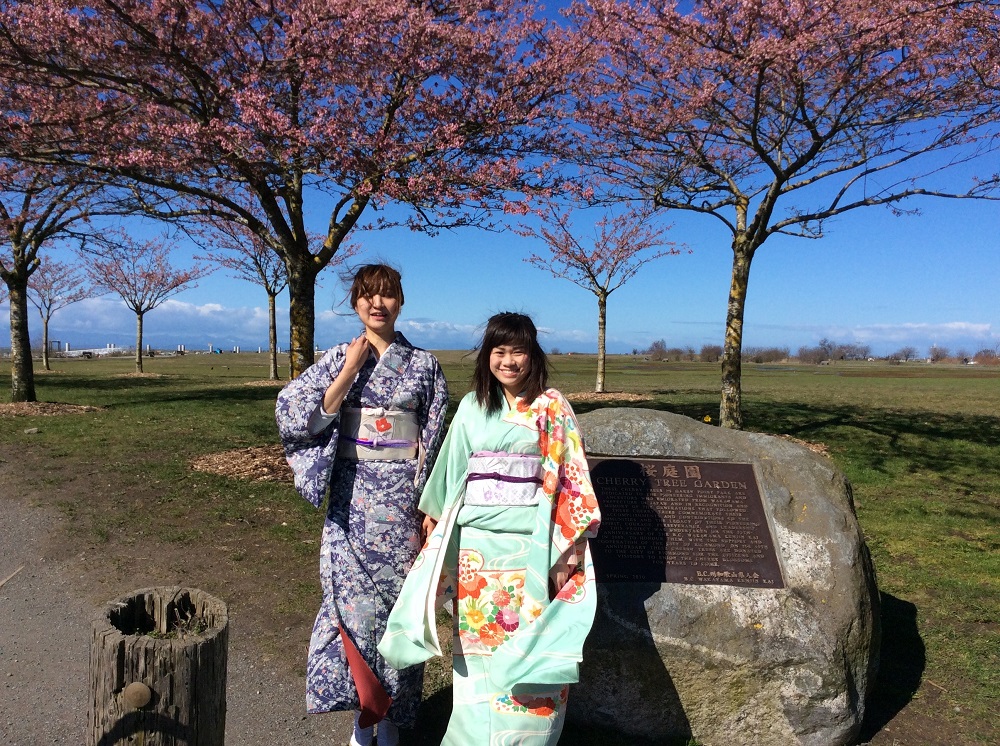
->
xmin=473 ymin=312 xmax=548 ymax=414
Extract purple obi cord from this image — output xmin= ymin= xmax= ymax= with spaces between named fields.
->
xmin=342 ymin=436 xmax=417 ymax=448
xmin=466 ymin=472 xmax=542 ymax=485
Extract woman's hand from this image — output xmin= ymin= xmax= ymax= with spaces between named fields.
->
xmin=549 ymin=570 xmax=569 ymax=600
xmin=320 ymin=336 xmax=370 ymax=415
xmin=342 ymin=334 xmax=371 ymax=376
xmin=420 ymin=513 xmax=438 ymax=544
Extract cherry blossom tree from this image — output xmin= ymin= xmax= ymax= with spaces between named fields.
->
xmin=194 ymin=219 xmax=356 ymax=380
xmin=0 ymin=163 xmax=107 ymax=401
xmin=517 ymin=204 xmax=677 ymax=392
xmin=26 ymin=257 xmax=92 ymax=371
xmin=83 ymin=231 xmax=211 ymax=373
xmin=969 ymin=2 xmax=1000 ymax=94
xmin=0 ymin=0 xmax=577 ymax=377
xmin=569 ymin=0 xmax=1000 ymax=428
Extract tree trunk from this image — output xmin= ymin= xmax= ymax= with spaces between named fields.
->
xmin=719 ymin=242 xmax=755 ymax=430
xmin=286 ymin=261 xmax=318 ymax=379
xmin=135 ymin=312 xmax=144 ymax=374
xmin=268 ymin=291 xmax=279 ymax=380
xmin=8 ymin=280 xmax=36 ymax=403
xmin=41 ymin=313 xmax=51 ymax=371
xmin=596 ymin=292 xmax=608 ymax=393
xmin=88 ymin=586 xmax=228 ymax=746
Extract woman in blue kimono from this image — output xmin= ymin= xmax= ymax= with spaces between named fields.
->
xmin=276 ymin=264 xmax=449 ymax=746
xmin=380 ymin=312 xmax=601 ymax=745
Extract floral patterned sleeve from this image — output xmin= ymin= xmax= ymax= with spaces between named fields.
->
xmin=414 ymin=357 xmax=449 ymax=497
xmin=548 ymin=391 xmax=601 ymax=604
xmin=540 ymin=390 xmax=601 ymax=542
xmin=275 ymin=348 xmax=345 ymax=507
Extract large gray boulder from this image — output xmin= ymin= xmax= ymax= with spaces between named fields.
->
xmin=570 ymin=408 xmax=880 ymax=746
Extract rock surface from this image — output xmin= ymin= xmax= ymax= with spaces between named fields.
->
xmin=570 ymin=408 xmax=880 ymax=746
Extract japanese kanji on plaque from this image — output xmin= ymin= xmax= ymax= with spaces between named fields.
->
xmin=588 ymin=456 xmax=784 ymax=588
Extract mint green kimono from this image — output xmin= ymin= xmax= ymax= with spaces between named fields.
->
xmin=379 ymin=389 xmax=601 ymax=745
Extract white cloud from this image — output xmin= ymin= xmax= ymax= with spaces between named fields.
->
xmin=28 ymin=297 xmax=286 ymax=351
xmin=397 ymin=318 xmax=481 ymax=349
xmin=6 ymin=293 xmax=994 ymax=358
xmin=847 ymin=321 xmax=992 ymax=343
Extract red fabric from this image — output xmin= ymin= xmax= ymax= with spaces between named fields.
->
xmin=339 ymin=624 xmax=392 ymax=728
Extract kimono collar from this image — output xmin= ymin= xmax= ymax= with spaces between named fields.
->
xmin=501 ymin=391 xmax=542 ymax=426
xmin=359 ymin=332 xmax=415 ymax=404
xmin=375 ymin=332 xmax=411 ymax=369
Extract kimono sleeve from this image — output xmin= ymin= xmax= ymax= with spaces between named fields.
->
xmin=275 ymin=348 xmax=345 ymax=507
xmin=417 ymin=392 xmax=474 ymax=520
xmin=414 ymin=356 xmax=449 ymax=497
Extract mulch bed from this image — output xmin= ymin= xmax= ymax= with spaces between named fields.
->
xmin=189 ymin=445 xmax=294 ymax=483
xmin=0 ymin=402 xmax=104 ymax=417
xmin=566 ymin=391 xmax=652 ymax=403
xmin=777 ymin=434 xmax=830 ymax=456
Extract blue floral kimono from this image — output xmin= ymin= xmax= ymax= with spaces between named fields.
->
xmin=276 ymin=333 xmax=449 ymax=727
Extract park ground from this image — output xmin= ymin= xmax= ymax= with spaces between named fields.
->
xmin=1 ymin=351 xmax=997 ymax=745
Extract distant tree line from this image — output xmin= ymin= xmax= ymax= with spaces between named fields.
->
xmin=632 ymin=338 xmax=1000 ymax=365
xmin=797 ymin=339 xmax=873 ymax=365
xmin=635 ymin=340 xmax=782 ymax=364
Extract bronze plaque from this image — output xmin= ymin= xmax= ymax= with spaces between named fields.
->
xmin=588 ymin=456 xmax=784 ymax=588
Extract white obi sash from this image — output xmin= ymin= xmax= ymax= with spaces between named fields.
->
xmin=337 ymin=407 xmax=419 ymax=461
xmin=464 ymin=451 xmax=543 ymax=507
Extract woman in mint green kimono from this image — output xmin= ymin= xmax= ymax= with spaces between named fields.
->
xmin=379 ymin=312 xmax=601 ymax=745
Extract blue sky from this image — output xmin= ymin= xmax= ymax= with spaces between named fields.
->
xmin=4 ymin=189 xmax=997 ymax=360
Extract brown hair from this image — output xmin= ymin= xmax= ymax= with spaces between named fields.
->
xmin=348 ymin=264 xmax=404 ymax=309
xmin=473 ymin=312 xmax=549 ymax=415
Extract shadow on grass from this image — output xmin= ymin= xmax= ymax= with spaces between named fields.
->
xmin=859 ymin=592 xmax=926 ymax=742
xmin=37 ymin=375 xmax=282 ymax=407
xmin=410 ymin=686 xmax=451 ymax=745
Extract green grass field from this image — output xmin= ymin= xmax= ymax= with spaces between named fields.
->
xmin=2 ymin=351 xmax=997 ymax=744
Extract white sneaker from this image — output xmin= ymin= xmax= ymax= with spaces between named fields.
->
xmin=349 ymin=731 xmax=373 ymax=746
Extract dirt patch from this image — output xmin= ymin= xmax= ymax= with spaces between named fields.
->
xmin=190 ymin=445 xmax=294 ymax=483
xmin=566 ymin=391 xmax=653 ymax=403
xmin=0 ymin=402 xmax=104 ymax=417
xmin=244 ymin=379 xmax=286 ymax=387
xmin=777 ymin=434 xmax=830 ymax=456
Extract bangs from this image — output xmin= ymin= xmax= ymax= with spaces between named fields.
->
xmin=349 ymin=264 xmax=404 ymax=306
xmin=357 ymin=274 xmax=399 ymax=299
xmin=482 ymin=316 xmax=535 ymax=351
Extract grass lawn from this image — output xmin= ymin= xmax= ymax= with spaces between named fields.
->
xmin=1 ymin=351 xmax=997 ymax=745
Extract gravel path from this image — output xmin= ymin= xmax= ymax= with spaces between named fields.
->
xmin=0 ymin=492 xmax=353 ymax=745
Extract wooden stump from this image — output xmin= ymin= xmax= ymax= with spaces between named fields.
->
xmin=88 ymin=586 xmax=229 ymax=746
